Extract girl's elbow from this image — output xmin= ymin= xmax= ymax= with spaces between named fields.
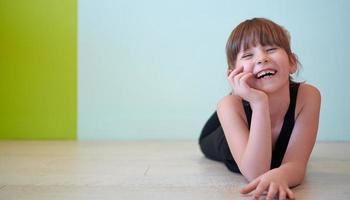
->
xmin=239 ymin=161 xmax=270 ymax=182
xmin=245 ymin=174 xmax=258 ymax=182
xmin=294 ymin=168 xmax=306 ymax=186
xmin=241 ymin=168 xmax=269 ymax=182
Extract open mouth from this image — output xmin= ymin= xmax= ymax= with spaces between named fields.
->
xmin=255 ymin=69 xmax=277 ymax=79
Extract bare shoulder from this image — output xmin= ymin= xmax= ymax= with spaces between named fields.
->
xmin=217 ymin=94 xmax=244 ymax=112
xmin=217 ymin=94 xmax=241 ymax=108
xmin=298 ymin=83 xmax=321 ymax=100
xmin=295 ymin=83 xmax=321 ymax=118
xmin=217 ymin=94 xmax=247 ymax=122
xmin=299 ymin=83 xmax=321 ymax=97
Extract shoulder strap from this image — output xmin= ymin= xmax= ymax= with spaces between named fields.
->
xmin=270 ymin=83 xmax=300 ymax=168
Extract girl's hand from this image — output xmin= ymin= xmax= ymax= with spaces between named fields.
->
xmin=227 ymin=66 xmax=268 ymax=105
xmin=240 ymin=168 xmax=295 ymax=200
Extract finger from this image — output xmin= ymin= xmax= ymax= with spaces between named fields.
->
xmin=240 ymin=74 xmax=255 ymax=91
xmin=229 ymin=70 xmax=244 ymax=85
xmin=279 ymin=187 xmax=287 ymax=200
xmin=228 ymin=65 xmax=243 ymax=79
xmin=233 ymin=72 xmax=247 ymax=86
xmin=227 ymin=67 xmax=239 ymax=79
xmin=266 ymin=183 xmax=278 ymax=200
xmin=286 ymin=188 xmax=295 ymax=199
xmin=228 ymin=71 xmax=246 ymax=88
xmin=240 ymin=178 xmax=260 ymax=194
xmin=252 ymin=181 xmax=269 ymax=199
xmin=239 ymin=72 xmax=253 ymax=85
xmin=227 ymin=67 xmax=242 ymax=82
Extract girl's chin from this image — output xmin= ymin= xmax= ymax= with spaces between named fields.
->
xmin=252 ymin=80 xmax=278 ymax=92
xmin=254 ymin=80 xmax=290 ymax=94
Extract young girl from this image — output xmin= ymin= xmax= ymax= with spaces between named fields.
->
xmin=199 ymin=18 xmax=321 ymax=200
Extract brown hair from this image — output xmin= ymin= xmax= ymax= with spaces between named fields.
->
xmin=226 ymin=18 xmax=299 ymax=76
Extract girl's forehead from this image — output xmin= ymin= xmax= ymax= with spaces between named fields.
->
xmin=239 ymin=42 xmax=276 ymax=51
xmin=238 ymin=31 xmax=280 ymax=51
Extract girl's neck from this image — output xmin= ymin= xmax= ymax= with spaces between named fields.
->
xmin=267 ymin=83 xmax=291 ymax=126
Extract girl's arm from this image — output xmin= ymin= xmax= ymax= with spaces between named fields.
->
xmin=218 ymin=66 xmax=274 ymax=180
xmin=217 ymin=95 xmax=272 ymax=181
xmin=241 ymin=84 xmax=321 ymax=199
xmin=279 ymin=84 xmax=321 ymax=185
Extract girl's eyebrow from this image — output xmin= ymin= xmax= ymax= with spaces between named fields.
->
xmin=264 ymin=44 xmax=277 ymax=47
xmin=241 ymin=48 xmax=252 ymax=53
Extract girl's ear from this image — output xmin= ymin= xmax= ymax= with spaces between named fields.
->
xmin=289 ymin=54 xmax=298 ymax=74
xmin=290 ymin=63 xmax=297 ymax=74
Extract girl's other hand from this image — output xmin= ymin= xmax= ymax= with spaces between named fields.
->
xmin=240 ymin=169 xmax=295 ymax=200
xmin=227 ymin=66 xmax=268 ymax=105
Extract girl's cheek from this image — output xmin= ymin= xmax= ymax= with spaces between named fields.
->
xmin=243 ymin=64 xmax=253 ymax=73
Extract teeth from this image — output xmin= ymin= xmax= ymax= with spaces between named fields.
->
xmin=256 ymin=70 xmax=276 ymax=79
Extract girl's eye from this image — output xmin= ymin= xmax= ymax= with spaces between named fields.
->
xmin=242 ymin=54 xmax=253 ymax=59
xmin=266 ymin=47 xmax=277 ymax=52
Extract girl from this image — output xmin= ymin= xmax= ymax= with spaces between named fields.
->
xmin=199 ymin=18 xmax=321 ymax=200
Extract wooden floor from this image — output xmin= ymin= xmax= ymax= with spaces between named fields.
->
xmin=0 ymin=141 xmax=349 ymax=200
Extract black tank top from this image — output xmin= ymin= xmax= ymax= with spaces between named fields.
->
xmin=225 ymin=83 xmax=300 ymax=173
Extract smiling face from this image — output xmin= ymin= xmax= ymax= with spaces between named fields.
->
xmin=226 ymin=18 xmax=299 ymax=92
xmin=226 ymin=18 xmax=297 ymax=70
xmin=235 ymin=44 xmax=296 ymax=92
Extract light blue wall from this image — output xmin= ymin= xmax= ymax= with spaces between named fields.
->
xmin=78 ymin=0 xmax=350 ymax=140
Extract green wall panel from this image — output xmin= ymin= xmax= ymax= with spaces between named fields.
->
xmin=0 ymin=0 xmax=77 ymax=139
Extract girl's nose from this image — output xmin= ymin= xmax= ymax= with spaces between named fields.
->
xmin=256 ymin=53 xmax=270 ymax=65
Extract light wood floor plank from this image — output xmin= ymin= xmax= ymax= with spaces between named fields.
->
xmin=0 ymin=141 xmax=349 ymax=199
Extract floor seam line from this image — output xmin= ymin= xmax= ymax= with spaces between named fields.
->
xmin=144 ymin=165 xmax=150 ymax=176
